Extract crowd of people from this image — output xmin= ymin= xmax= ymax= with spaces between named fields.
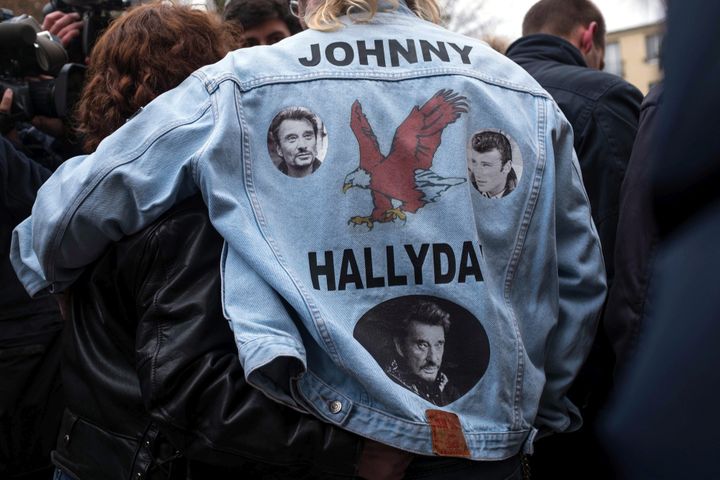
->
xmin=1 ymin=0 xmax=717 ymax=479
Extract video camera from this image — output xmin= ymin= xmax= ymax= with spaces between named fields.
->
xmin=47 ymin=0 xmax=218 ymax=58
xmin=0 ymin=15 xmax=86 ymax=120
xmin=46 ymin=0 xmax=140 ymax=58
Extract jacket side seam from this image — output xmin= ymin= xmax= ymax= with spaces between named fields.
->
xmin=235 ymin=87 xmax=346 ymax=369
xmin=148 ymin=228 xmax=170 ymax=404
xmin=505 ymin=97 xmax=548 ymax=430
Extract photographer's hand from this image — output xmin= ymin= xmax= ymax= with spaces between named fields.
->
xmin=2 ymin=84 xmax=67 ymax=144
xmin=0 ymin=88 xmax=12 ymax=114
xmin=43 ymin=11 xmax=83 ymax=48
xmin=0 ymin=89 xmax=20 ymax=143
xmin=31 ymin=115 xmax=66 ymax=139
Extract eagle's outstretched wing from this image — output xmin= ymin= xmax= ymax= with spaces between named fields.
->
xmin=389 ymin=89 xmax=468 ymax=169
xmin=350 ymin=100 xmax=384 ymax=170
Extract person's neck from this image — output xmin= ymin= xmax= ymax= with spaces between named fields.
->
xmin=487 ymin=184 xmax=505 ymax=197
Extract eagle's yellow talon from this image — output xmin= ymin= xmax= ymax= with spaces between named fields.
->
xmin=348 ymin=216 xmax=374 ymax=230
xmin=383 ymin=208 xmax=407 ymax=222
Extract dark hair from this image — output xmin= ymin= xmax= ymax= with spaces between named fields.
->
xmin=522 ymin=0 xmax=606 ymax=48
xmin=223 ymin=0 xmax=302 ymax=35
xmin=269 ymin=107 xmax=319 ymax=145
xmin=76 ymin=3 xmax=242 ymax=152
xmin=471 ymin=131 xmax=512 ymax=167
xmin=396 ymin=301 xmax=451 ymax=337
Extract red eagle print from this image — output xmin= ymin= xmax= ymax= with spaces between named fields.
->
xmin=343 ymin=89 xmax=468 ymax=230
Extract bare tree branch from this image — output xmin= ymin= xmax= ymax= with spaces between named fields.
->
xmin=438 ymin=0 xmax=498 ymax=38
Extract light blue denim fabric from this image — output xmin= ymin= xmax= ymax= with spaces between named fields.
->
xmin=10 ymin=2 xmax=606 ymax=460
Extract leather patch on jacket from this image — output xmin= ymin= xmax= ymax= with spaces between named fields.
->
xmin=425 ymin=409 xmax=470 ymax=457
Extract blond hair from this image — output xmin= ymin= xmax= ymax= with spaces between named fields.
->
xmin=306 ymin=0 xmax=441 ymax=31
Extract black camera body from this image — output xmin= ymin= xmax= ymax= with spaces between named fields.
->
xmin=0 ymin=15 xmax=86 ymax=120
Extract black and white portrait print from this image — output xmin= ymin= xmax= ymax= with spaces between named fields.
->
xmin=267 ymin=107 xmax=328 ymax=178
xmin=467 ymin=129 xmax=523 ymax=199
xmin=353 ymin=295 xmax=490 ymax=406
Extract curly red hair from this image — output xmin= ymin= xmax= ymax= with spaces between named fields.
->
xmin=75 ymin=2 xmax=242 ymax=152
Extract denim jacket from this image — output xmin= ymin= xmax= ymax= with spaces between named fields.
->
xmin=11 ymin=2 xmax=606 ymax=460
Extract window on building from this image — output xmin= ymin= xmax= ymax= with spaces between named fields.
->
xmin=604 ymin=42 xmax=623 ymax=77
xmin=646 ymin=33 xmax=662 ymax=62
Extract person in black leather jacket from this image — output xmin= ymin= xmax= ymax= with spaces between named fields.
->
xmin=54 ymin=195 xmax=361 ymax=479
xmin=49 ymin=4 xmax=362 ymax=479
xmin=505 ymin=1 xmax=642 ymax=478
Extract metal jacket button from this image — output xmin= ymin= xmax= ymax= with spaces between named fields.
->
xmin=329 ymin=400 xmax=342 ymax=414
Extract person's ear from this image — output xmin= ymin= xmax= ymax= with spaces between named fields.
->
xmin=275 ymin=142 xmax=283 ymax=158
xmin=580 ymin=21 xmax=598 ymax=55
xmin=394 ymin=338 xmax=404 ymax=357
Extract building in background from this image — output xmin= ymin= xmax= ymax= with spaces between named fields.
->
xmin=604 ymin=20 xmax=665 ymax=94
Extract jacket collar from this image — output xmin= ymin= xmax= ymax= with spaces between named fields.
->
xmin=506 ymin=34 xmax=588 ymax=68
xmin=381 ymin=0 xmax=409 ymax=8
xmin=379 ymin=0 xmax=412 ymax=14
xmin=340 ymin=0 xmax=414 ymax=25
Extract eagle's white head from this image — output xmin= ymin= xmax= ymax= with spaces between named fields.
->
xmin=342 ymin=167 xmax=371 ymax=192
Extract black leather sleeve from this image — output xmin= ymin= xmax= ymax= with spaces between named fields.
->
xmin=133 ymin=197 xmax=361 ymax=477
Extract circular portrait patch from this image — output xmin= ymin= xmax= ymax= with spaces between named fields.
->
xmin=267 ymin=107 xmax=328 ymax=178
xmin=353 ymin=295 xmax=490 ymax=406
xmin=467 ymin=129 xmax=523 ymax=199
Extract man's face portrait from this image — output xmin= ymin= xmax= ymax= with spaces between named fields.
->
xmin=354 ymin=295 xmax=491 ymax=407
xmin=469 ymin=147 xmax=511 ymax=197
xmin=395 ymin=320 xmax=446 ymax=383
xmin=467 ymin=130 xmax=521 ymax=199
xmin=267 ymin=107 xmax=326 ymax=178
xmin=275 ymin=118 xmax=318 ymax=176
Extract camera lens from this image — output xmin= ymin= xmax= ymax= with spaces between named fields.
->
xmin=28 ymin=79 xmax=57 ymax=117
xmin=35 ymin=31 xmax=68 ymax=75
